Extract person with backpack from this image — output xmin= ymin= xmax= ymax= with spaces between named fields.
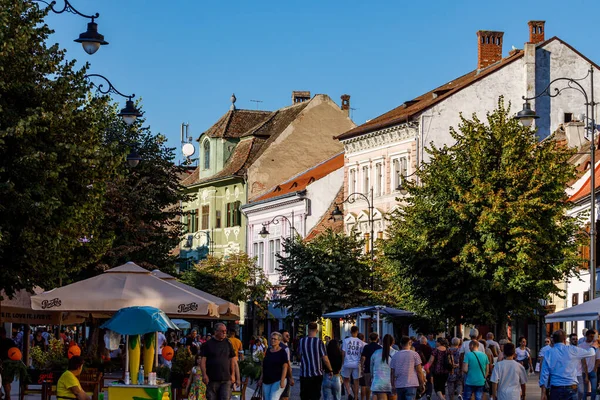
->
xmin=425 ymin=338 xmax=452 ymax=400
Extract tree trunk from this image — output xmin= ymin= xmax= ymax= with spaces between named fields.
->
xmin=497 ymin=313 xmax=509 ymax=340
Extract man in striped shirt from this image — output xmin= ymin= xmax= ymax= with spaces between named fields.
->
xmin=299 ymin=322 xmax=333 ymax=400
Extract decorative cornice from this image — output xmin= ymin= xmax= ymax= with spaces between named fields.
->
xmin=342 ymin=122 xmax=419 ymax=154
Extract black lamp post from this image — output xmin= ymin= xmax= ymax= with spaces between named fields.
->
xmin=331 ymin=189 xmax=375 ymax=289
xmin=182 ymin=230 xmax=213 ymax=255
xmin=34 ymin=0 xmax=108 ymax=55
xmin=85 ymin=74 xmax=143 ymax=167
xmin=259 ymin=215 xmax=299 ymax=239
xmin=515 ymin=65 xmax=597 ymax=305
xmin=85 ymin=74 xmax=143 ymax=126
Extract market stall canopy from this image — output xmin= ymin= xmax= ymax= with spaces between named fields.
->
xmin=1 ymin=287 xmax=84 ymax=325
xmin=31 ymin=262 xmax=220 ymax=318
xmin=170 ymin=319 xmax=191 ymax=330
xmin=323 ymin=306 xmax=414 ymax=319
xmin=151 ymin=269 xmax=240 ymax=318
xmin=101 ymin=306 xmax=178 ymax=335
xmin=545 ymin=296 xmax=600 ymax=323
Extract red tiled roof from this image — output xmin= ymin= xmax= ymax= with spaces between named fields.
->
xmin=203 ymin=109 xmax=272 ymax=139
xmin=337 ymin=36 xmax=600 ymax=142
xmin=183 ymin=99 xmax=314 ymax=187
xmin=335 ymin=47 xmax=527 ymax=140
xmin=569 ymin=162 xmax=600 ymax=203
xmin=252 ymin=153 xmax=344 ymax=202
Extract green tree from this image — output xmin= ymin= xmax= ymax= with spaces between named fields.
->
xmin=78 ymin=105 xmax=188 ymax=277
xmin=384 ymin=99 xmax=581 ymax=333
xmin=0 ymin=2 xmax=122 ymax=297
xmin=180 ymin=252 xmax=271 ymax=304
xmin=275 ymin=230 xmax=370 ymax=322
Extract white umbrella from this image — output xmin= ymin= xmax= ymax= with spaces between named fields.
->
xmin=170 ymin=319 xmax=191 ymax=329
xmin=545 ymin=296 xmax=600 ymax=323
xmin=1 ymin=287 xmax=84 ymax=325
xmin=151 ymin=269 xmax=240 ymax=318
xmin=31 ymin=262 xmax=220 ymax=318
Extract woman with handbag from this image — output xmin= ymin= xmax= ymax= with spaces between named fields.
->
xmin=258 ymin=332 xmax=289 ymax=400
xmin=515 ymin=337 xmax=533 ymax=374
xmin=425 ymin=338 xmax=451 ymax=400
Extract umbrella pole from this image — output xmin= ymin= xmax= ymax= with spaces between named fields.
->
xmin=125 ymin=335 xmax=129 ymax=375
xmin=155 ymin=332 xmax=158 ymax=369
xmin=376 ymin=309 xmax=380 ymax=337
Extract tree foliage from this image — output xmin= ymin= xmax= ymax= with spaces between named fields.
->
xmin=180 ymin=252 xmax=271 ymax=304
xmin=275 ymin=230 xmax=371 ymax=322
xmin=73 ymin=105 xmax=189 ymax=279
xmin=0 ymin=2 xmax=121 ymax=296
xmin=384 ymin=99 xmax=580 ymax=329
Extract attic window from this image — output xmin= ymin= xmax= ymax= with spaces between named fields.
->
xmin=433 ymin=89 xmax=452 ymax=99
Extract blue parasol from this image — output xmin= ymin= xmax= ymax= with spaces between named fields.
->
xmin=101 ymin=306 xmax=179 ymax=335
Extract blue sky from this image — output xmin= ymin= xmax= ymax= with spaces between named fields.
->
xmin=44 ymin=0 xmax=598 ymax=163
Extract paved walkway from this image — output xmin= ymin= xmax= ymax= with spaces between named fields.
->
xmin=7 ymin=369 xmax=543 ymax=400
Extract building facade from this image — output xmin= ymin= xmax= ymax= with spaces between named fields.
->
xmin=334 ymin=20 xmax=600 ymax=344
xmin=241 ymin=153 xmax=345 ymax=333
xmin=179 ymin=92 xmax=354 ymax=268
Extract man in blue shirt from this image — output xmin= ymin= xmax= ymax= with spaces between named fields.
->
xmin=540 ymin=329 xmax=597 ymax=400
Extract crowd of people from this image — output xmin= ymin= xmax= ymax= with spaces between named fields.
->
xmin=295 ymin=326 xmax=534 ymax=400
xmin=6 ymin=322 xmax=600 ymax=400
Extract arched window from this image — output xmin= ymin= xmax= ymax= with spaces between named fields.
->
xmin=203 ymin=140 xmax=210 ymax=169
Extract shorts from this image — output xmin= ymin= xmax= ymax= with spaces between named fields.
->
xmin=341 ymin=366 xmax=361 ymax=379
xmin=362 ymin=373 xmax=372 ymax=387
xmin=279 ymin=382 xmax=291 ymax=398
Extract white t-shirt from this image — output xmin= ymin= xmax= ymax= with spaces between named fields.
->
xmin=342 ymin=337 xmax=365 ymax=368
xmin=515 ymin=347 xmax=530 ymax=362
xmin=459 ymin=340 xmax=484 ymax=355
xmin=158 ymin=332 xmax=166 ymax=349
xmin=578 ymin=341 xmax=600 ymax=373
xmin=490 ymin=360 xmax=527 ymax=400
xmin=539 ymin=345 xmax=551 ymax=359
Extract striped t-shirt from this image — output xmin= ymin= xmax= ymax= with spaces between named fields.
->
xmin=299 ymin=336 xmax=326 ymax=377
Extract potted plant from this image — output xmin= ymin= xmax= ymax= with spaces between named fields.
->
xmin=238 ymin=358 xmax=261 ymax=383
xmin=2 ymin=359 xmax=30 ymax=386
xmin=30 ymin=338 xmax=68 ymax=384
xmin=170 ymin=347 xmax=194 ymax=389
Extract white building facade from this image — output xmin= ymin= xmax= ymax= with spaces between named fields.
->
xmin=241 ymin=154 xmax=345 ymax=333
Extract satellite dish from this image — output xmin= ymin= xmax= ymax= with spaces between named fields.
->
xmin=182 ymin=143 xmax=195 ymax=157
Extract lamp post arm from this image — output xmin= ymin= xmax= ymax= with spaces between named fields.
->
xmin=338 ymin=192 xmax=370 ymax=206
xmin=523 ymin=74 xmax=590 ymax=105
xmin=35 ymin=0 xmax=100 ymax=21
xmin=85 ymin=74 xmax=135 ymax=101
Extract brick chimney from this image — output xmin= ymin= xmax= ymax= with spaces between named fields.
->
xmin=528 ymin=20 xmax=545 ymax=44
xmin=477 ymin=31 xmax=504 ymax=70
xmin=292 ymin=91 xmax=311 ymax=104
xmin=341 ymin=94 xmax=350 ymax=117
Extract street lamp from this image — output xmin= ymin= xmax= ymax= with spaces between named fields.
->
xmin=515 ymin=64 xmax=597 ymax=302
xmin=85 ymin=74 xmax=143 ymax=166
xmin=259 ymin=215 xmax=299 ymax=239
xmin=85 ymin=74 xmax=143 ymax=126
xmin=331 ymin=189 xmax=375 ymax=289
xmin=182 ymin=230 xmax=213 ymax=255
xmin=34 ymin=0 xmax=108 ymax=55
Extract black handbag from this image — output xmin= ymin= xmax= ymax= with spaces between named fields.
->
xmin=474 ymin=353 xmax=490 ymax=392
xmin=251 ymin=383 xmax=263 ymax=400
